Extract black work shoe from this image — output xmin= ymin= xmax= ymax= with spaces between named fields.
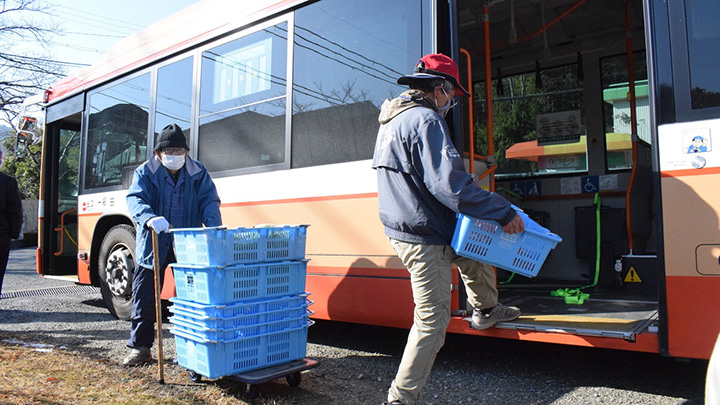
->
xmin=122 ymin=347 xmax=152 ymax=366
xmin=470 ymin=303 xmax=521 ymax=330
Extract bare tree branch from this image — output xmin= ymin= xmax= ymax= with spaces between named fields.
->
xmin=0 ymin=0 xmax=65 ymax=124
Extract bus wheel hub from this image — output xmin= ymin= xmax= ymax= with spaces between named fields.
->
xmin=106 ymin=248 xmax=133 ymax=297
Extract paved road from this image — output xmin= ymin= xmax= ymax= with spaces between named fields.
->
xmin=0 ymin=247 xmax=709 ymax=404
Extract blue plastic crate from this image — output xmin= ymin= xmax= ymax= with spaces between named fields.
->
xmin=171 ymin=225 xmax=307 ymax=266
xmin=172 ymin=322 xmax=311 ymax=379
xmin=169 ymin=295 xmax=312 ymax=319
xmin=170 ymin=312 xmax=310 ymax=340
xmin=169 ymin=295 xmax=313 ymax=328
xmin=450 ymin=211 xmax=562 ymax=278
xmin=171 ymin=260 xmax=307 ymax=305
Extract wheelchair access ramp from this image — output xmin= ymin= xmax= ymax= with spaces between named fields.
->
xmin=490 ymin=295 xmax=658 ymax=342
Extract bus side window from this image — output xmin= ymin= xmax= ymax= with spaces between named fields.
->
xmin=85 ymin=73 xmax=151 ymax=190
xmin=197 ymin=23 xmax=288 ymax=174
xmin=685 ymin=2 xmax=720 ymax=110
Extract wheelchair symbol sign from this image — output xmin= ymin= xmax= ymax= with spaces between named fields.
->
xmin=511 ymin=182 xmax=525 ymax=197
xmin=510 ymin=181 xmax=542 ymax=197
xmin=581 ymin=176 xmax=599 ymax=193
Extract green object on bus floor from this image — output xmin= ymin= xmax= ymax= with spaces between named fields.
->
xmin=551 ymin=193 xmax=602 ymax=305
xmin=550 ymin=288 xmax=590 ymax=304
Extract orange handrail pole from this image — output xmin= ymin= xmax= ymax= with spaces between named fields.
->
xmin=467 ymin=0 xmax=589 ymax=53
xmin=514 ymin=0 xmax=588 ymax=43
xmin=476 ymin=165 xmax=498 ymax=182
xmin=460 ymin=48 xmax=475 ymax=176
xmin=624 ymin=0 xmax=638 ymax=252
xmin=483 ymin=4 xmax=495 ymax=192
xmin=53 ymin=208 xmax=77 ymax=256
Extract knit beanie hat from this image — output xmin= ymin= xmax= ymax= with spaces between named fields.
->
xmin=155 ymin=123 xmax=189 ymax=151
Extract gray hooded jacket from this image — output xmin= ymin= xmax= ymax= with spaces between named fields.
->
xmin=371 ymin=89 xmax=515 ymax=245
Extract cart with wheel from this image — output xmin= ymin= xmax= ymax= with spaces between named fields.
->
xmin=171 ymin=305 xmax=316 ymax=398
xmin=189 ymin=358 xmax=319 ymax=399
xmin=168 ymin=225 xmax=316 ymax=398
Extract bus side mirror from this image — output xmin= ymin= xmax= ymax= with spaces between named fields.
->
xmin=15 ymin=131 xmax=30 ymax=159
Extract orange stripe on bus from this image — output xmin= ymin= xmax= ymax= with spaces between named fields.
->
xmin=77 ymin=212 xmax=103 ymax=218
xmin=665 ymin=275 xmax=720 ymax=359
xmin=222 ymin=192 xmax=378 ymax=207
xmin=75 ymin=192 xmax=378 ymax=217
xmin=308 ymin=265 xmax=408 ymax=279
xmin=447 ymin=319 xmax=659 ymax=353
xmin=307 ymin=273 xmax=414 ymax=327
xmin=661 ymin=166 xmax=720 ymax=178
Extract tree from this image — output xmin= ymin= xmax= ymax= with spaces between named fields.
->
xmin=474 ymin=64 xmax=584 ymax=176
xmin=0 ymin=0 xmax=66 ymax=126
xmin=1 ymin=0 xmax=69 ymax=199
xmin=1 ymin=134 xmax=40 ymax=199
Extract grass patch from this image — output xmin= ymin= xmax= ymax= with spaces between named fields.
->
xmin=0 ymin=337 xmax=298 ymax=404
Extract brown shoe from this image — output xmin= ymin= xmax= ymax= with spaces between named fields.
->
xmin=122 ymin=347 xmax=152 ymax=366
xmin=471 ymin=303 xmax=521 ymax=330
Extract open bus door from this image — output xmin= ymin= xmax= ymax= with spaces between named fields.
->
xmin=39 ymin=114 xmax=81 ymax=279
xmin=445 ymin=0 xmax=668 ymax=355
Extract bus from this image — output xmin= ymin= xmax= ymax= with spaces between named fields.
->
xmin=21 ymin=0 xmax=720 ymax=360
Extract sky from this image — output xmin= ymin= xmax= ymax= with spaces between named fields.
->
xmin=36 ymin=0 xmax=201 ymax=75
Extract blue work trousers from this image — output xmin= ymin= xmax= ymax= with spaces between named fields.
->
xmin=126 ymin=250 xmax=175 ymax=349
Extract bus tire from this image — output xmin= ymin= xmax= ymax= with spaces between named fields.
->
xmin=98 ymin=224 xmax=136 ymax=320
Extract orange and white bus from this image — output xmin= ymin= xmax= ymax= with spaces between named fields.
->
xmin=22 ymin=0 xmax=720 ymax=360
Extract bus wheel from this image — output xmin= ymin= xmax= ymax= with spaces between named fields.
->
xmin=98 ymin=224 xmax=136 ymax=320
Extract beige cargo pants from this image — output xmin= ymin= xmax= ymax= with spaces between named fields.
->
xmin=387 ymin=238 xmax=498 ymax=405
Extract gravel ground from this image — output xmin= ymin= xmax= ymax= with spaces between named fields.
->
xmin=0 ymin=247 xmax=709 ymax=404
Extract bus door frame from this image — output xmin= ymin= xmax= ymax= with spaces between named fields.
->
xmin=42 ymin=93 xmax=84 ymax=276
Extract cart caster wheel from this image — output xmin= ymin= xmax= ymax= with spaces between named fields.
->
xmin=286 ymin=372 xmax=302 ymax=387
xmin=245 ymin=384 xmax=260 ymax=399
xmin=189 ymin=371 xmax=202 ymax=383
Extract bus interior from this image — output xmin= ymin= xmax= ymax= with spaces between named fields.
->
xmin=452 ymin=0 xmax=658 ymax=343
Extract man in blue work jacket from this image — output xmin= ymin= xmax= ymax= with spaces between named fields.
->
xmin=373 ymin=54 xmax=525 ymax=405
xmin=123 ymin=123 xmax=222 ymax=366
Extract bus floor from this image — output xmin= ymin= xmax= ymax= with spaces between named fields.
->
xmin=487 ymin=286 xmax=659 ymax=342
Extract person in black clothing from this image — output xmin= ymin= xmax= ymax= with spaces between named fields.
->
xmin=0 ymin=150 xmax=23 ymax=297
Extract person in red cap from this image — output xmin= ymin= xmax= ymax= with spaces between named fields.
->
xmin=372 ymin=54 xmax=525 ymax=405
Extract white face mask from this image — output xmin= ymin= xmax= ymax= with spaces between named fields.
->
xmin=435 ymin=87 xmax=457 ymax=118
xmin=161 ymin=154 xmax=185 ymax=171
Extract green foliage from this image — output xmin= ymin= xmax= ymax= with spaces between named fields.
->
xmin=1 ymin=134 xmax=41 ymax=199
xmin=473 ymin=64 xmax=584 ymax=177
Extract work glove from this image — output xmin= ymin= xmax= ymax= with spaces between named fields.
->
xmin=147 ymin=216 xmax=170 ymax=233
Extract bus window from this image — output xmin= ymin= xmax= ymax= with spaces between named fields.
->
xmin=198 ymin=23 xmax=288 ymax=174
xmin=485 ymin=64 xmax=585 ymax=178
xmin=155 ymin=57 xmax=193 ymax=144
xmin=291 ymin=0 xmax=431 ymax=168
xmin=85 ymin=73 xmax=151 ymax=190
xmin=600 ymin=52 xmax=648 ymax=170
xmin=685 ymin=1 xmax=720 ymax=109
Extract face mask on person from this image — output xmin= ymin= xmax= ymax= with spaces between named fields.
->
xmin=161 ymin=154 xmax=185 ymax=171
xmin=435 ymin=87 xmax=457 ymax=118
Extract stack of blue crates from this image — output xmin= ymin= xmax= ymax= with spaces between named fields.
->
xmin=168 ymin=225 xmax=312 ymax=379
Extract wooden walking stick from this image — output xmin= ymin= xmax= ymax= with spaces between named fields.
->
xmin=151 ymin=229 xmax=165 ymax=384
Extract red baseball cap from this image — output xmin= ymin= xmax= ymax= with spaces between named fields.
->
xmin=397 ymin=53 xmax=470 ymax=96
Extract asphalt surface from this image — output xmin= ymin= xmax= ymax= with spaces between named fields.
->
xmin=0 ymin=247 xmax=709 ymax=404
